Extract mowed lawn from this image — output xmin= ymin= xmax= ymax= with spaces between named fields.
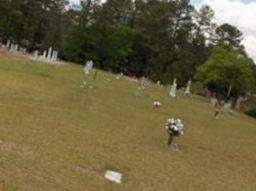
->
xmin=0 ymin=52 xmax=255 ymax=191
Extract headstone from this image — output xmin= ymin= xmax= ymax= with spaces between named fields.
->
xmin=223 ymin=100 xmax=233 ymax=114
xmin=34 ymin=50 xmax=39 ymax=58
xmin=184 ymin=80 xmax=192 ymax=95
xmin=235 ymin=96 xmax=245 ymax=110
xmin=9 ymin=44 xmax=14 ymax=52
xmin=6 ymin=40 xmax=10 ymax=49
xmin=84 ymin=60 xmax=94 ymax=74
xmin=54 ymin=51 xmax=58 ymax=61
xmin=169 ymin=78 xmax=177 ymax=97
xmin=43 ymin=50 xmax=47 ymax=59
xmin=210 ymin=97 xmax=218 ymax=107
xmin=51 ymin=50 xmax=58 ymax=61
xmin=104 ymin=170 xmax=122 ymax=184
xmin=14 ymin=44 xmax=18 ymax=53
xmin=47 ymin=46 xmax=53 ymax=60
xmin=138 ymin=76 xmax=147 ymax=91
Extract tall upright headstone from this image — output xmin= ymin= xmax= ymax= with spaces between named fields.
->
xmin=184 ymin=80 xmax=192 ymax=95
xmin=34 ymin=50 xmax=39 ymax=58
xmin=14 ymin=44 xmax=18 ymax=53
xmin=43 ymin=50 xmax=47 ymax=59
xmin=47 ymin=47 xmax=53 ymax=60
xmin=6 ymin=40 xmax=10 ymax=49
xmin=51 ymin=50 xmax=58 ymax=61
xmin=10 ymin=44 xmax=15 ymax=52
xmin=169 ymin=78 xmax=177 ymax=97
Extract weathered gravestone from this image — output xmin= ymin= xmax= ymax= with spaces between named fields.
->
xmin=223 ymin=100 xmax=233 ymax=114
xmin=34 ymin=50 xmax=39 ymax=58
xmin=235 ymin=96 xmax=246 ymax=110
xmin=14 ymin=44 xmax=18 ymax=53
xmin=6 ymin=40 xmax=10 ymax=49
xmin=184 ymin=79 xmax=192 ymax=96
xmin=169 ymin=78 xmax=177 ymax=97
xmin=52 ymin=50 xmax=58 ymax=61
xmin=47 ymin=47 xmax=53 ymax=60
xmin=84 ymin=60 xmax=94 ymax=74
xmin=42 ymin=50 xmax=47 ymax=59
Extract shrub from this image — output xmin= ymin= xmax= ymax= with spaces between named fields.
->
xmin=245 ymin=107 xmax=256 ymax=118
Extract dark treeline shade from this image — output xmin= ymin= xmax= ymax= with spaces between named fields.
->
xmin=0 ymin=0 xmax=255 ymax=95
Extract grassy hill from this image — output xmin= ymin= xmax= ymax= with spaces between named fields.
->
xmin=0 ymin=52 xmax=255 ymax=191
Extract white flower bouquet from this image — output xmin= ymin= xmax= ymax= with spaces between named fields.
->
xmin=165 ymin=118 xmax=184 ymax=136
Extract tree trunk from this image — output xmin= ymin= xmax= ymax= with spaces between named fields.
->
xmin=225 ymin=84 xmax=232 ymax=101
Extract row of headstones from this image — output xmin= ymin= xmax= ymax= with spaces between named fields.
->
xmin=33 ymin=47 xmax=58 ymax=62
xmin=211 ymin=95 xmax=246 ymax=113
xmin=0 ymin=39 xmax=58 ymax=62
xmin=145 ymin=77 xmax=246 ymax=113
xmin=1 ymin=40 xmax=23 ymax=53
xmin=169 ymin=78 xmax=191 ymax=97
xmin=164 ymin=78 xmax=245 ymax=111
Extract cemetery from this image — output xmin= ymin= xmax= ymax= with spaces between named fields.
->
xmin=0 ymin=52 xmax=255 ymax=190
xmin=0 ymin=0 xmax=256 ymax=190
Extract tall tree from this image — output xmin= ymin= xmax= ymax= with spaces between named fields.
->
xmin=195 ymin=46 xmax=254 ymax=97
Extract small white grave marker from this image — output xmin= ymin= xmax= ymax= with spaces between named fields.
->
xmin=105 ymin=170 xmax=122 ymax=184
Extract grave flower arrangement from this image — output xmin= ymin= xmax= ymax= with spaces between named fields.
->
xmin=153 ymin=101 xmax=161 ymax=107
xmin=165 ymin=118 xmax=184 ymax=136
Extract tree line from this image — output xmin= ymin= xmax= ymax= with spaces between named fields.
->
xmin=0 ymin=0 xmax=255 ymax=96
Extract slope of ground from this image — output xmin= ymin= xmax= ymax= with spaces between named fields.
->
xmin=0 ymin=52 xmax=255 ymax=191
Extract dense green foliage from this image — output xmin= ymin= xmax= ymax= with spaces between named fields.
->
xmin=0 ymin=0 xmax=255 ymax=94
xmin=195 ymin=46 xmax=254 ymax=96
xmin=245 ymin=107 xmax=256 ymax=118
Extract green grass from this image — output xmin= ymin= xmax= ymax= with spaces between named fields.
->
xmin=0 ymin=52 xmax=255 ymax=191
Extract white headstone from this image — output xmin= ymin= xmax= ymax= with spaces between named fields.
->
xmin=84 ymin=60 xmax=94 ymax=74
xmin=184 ymin=80 xmax=192 ymax=95
xmin=169 ymin=78 xmax=177 ymax=97
xmin=223 ymin=100 xmax=233 ymax=114
xmin=51 ymin=50 xmax=58 ymax=61
xmin=43 ymin=50 xmax=47 ymax=59
xmin=34 ymin=50 xmax=39 ymax=58
xmin=105 ymin=170 xmax=122 ymax=184
xmin=47 ymin=46 xmax=53 ymax=60
xmin=6 ymin=40 xmax=10 ymax=49
xmin=55 ymin=51 xmax=58 ymax=61
xmin=138 ymin=76 xmax=146 ymax=90
xmin=14 ymin=44 xmax=18 ymax=52
xmin=9 ymin=44 xmax=14 ymax=52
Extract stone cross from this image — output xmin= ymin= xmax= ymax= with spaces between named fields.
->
xmin=169 ymin=78 xmax=177 ymax=97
